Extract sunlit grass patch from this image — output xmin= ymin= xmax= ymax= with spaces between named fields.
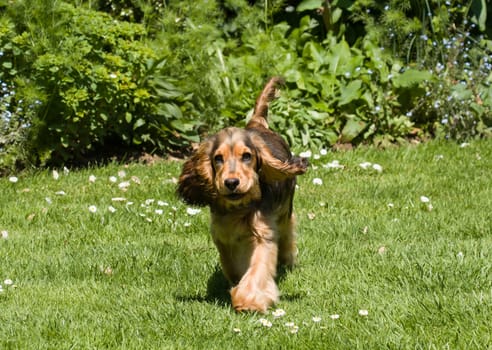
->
xmin=1 ymin=139 xmax=491 ymax=349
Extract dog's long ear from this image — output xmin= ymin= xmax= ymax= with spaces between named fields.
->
xmin=177 ymin=140 xmax=216 ymax=206
xmin=249 ymin=131 xmax=308 ymax=183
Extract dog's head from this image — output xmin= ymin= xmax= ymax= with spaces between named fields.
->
xmin=177 ymin=127 xmax=307 ymax=211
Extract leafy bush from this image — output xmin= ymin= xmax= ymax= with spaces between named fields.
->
xmin=328 ymin=0 xmax=492 ymax=140
xmin=1 ymin=0 xmax=491 ymax=172
xmin=0 ymin=1 xmax=200 ymax=170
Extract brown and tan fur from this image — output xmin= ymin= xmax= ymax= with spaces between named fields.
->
xmin=177 ymin=77 xmax=308 ymax=312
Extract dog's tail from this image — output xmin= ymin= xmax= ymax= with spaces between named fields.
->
xmin=247 ymin=76 xmax=284 ymax=129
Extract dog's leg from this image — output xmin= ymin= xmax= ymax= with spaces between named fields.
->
xmin=230 ymin=220 xmax=279 ymax=313
xmin=277 ymin=214 xmax=297 ymax=268
xmin=214 ymin=240 xmax=251 ymax=285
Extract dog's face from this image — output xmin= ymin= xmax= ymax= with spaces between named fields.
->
xmin=177 ymin=126 xmax=307 ymax=211
xmin=211 ymin=128 xmax=262 ymax=209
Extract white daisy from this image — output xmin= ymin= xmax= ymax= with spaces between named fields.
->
xmin=118 ymin=181 xmax=130 ymax=189
xmin=323 ymin=160 xmax=344 ymax=169
xmin=259 ymin=318 xmax=272 ymax=328
xmin=420 ymin=196 xmax=430 ymax=203
xmin=272 ymin=308 xmax=286 ymax=318
xmin=8 ymin=176 xmax=18 ymax=183
xmin=186 ymin=207 xmax=201 ymax=216
xmin=299 ymin=150 xmax=312 ymax=158
xmin=358 ymin=309 xmax=369 ymax=316
xmin=372 ymin=163 xmax=383 ymax=172
xmin=359 ymin=162 xmax=372 ymax=169
xmin=88 ymin=205 xmax=97 ymax=213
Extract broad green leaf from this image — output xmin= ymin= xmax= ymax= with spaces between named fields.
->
xmin=133 ymin=118 xmax=146 ymax=130
xmin=340 ymin=116 xmax=367 ymax=143
xmin=470 ymin=0 xmax=487 ymax=31
xmin=296 ymin=0 xmax=324 ymax=12
xmin=451 ymin=83 xmax=473 ymax=101
xmin=327 ymin=40 xmax=351 ymax=75
xmin=170 ymin=120 xmax=194 ymax=132
xmin=392 ymin=69 xmax=432 ymax=88
xmin=338 ymin=80 xmax=362 ymax=106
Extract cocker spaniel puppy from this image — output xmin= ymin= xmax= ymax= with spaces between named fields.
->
xmin=177 ymin=77 xmax=308 ymax=312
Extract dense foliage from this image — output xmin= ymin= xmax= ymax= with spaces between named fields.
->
xmin=1 ymin=0 xmax=491 ymax=171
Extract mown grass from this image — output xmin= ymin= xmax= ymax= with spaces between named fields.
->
xmin=1 ymin=139 xmax=491 ymax=349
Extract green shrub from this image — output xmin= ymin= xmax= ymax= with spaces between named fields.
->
xmin=0 ymin=1 xmax=202 ymax=168
xmin=1 ymin=0 xmax=491 ymax=172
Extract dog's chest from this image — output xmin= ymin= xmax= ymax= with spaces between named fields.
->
xmin=210 ymin=210 xmax=275 ymax=246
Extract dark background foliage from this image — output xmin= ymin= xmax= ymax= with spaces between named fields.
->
xmin=1 ymin=0 xmax=491 ymax=172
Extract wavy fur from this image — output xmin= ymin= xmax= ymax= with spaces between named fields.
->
xmin=177 ymin=77 xmax=308 ymax=312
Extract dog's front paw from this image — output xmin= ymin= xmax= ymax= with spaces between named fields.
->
xmin=230 ymin=281 xmax=279 ymax=313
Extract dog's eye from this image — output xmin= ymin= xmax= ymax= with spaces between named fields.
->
xmin=242 ymin=152 xmax=252 ymax=162
xmin=214 ymin=154 xmax=224 ymax=165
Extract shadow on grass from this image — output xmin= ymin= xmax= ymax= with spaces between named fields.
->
xmin=174 ymin=266 xmax=231 ymax=308
xmin=175 ymin=264 xmax=305 ymax=307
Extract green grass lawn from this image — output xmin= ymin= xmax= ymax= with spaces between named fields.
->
xmin=1 ymin=139 xmax=491 ymax=349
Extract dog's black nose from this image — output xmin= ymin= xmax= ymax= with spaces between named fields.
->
xmin=224 ymin=178 xmax=240 ymax=190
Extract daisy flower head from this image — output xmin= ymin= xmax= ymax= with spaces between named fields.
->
xmin=118 ymin=181 xmax=131 ymax=190
xmin=289 ymin=325 xmax=299 ymax=334
xmin=258 ymin=318 xmax=272 ymax=328
xmin=372 ymin=163 xmax=383 ymax=172
xmin=9 ymin=176 xmax=18 ymax=183
xmin=312 ymin=178 xmax=323 ymax=185
xmin=186 ymin=207 xmax=201 ymax=216
xmin=358 ymin=309 xmax=369 ymax=316
xmin=89 ymin=175 xmax=97 ymax=183
xmin=420 ymin=196 xmax=430 ymax=203
xmin=88 ymin=205 xmax=98 ymax=213
xmin=299 ymin=150 xmax=312 ymax=158
xmin=323 ymin=160 xmax=344 ymax=169
xmin=272 ymin=308 xmax=286 ymax=318
xmin=420 ymin=196 xmax=433 ymax=211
